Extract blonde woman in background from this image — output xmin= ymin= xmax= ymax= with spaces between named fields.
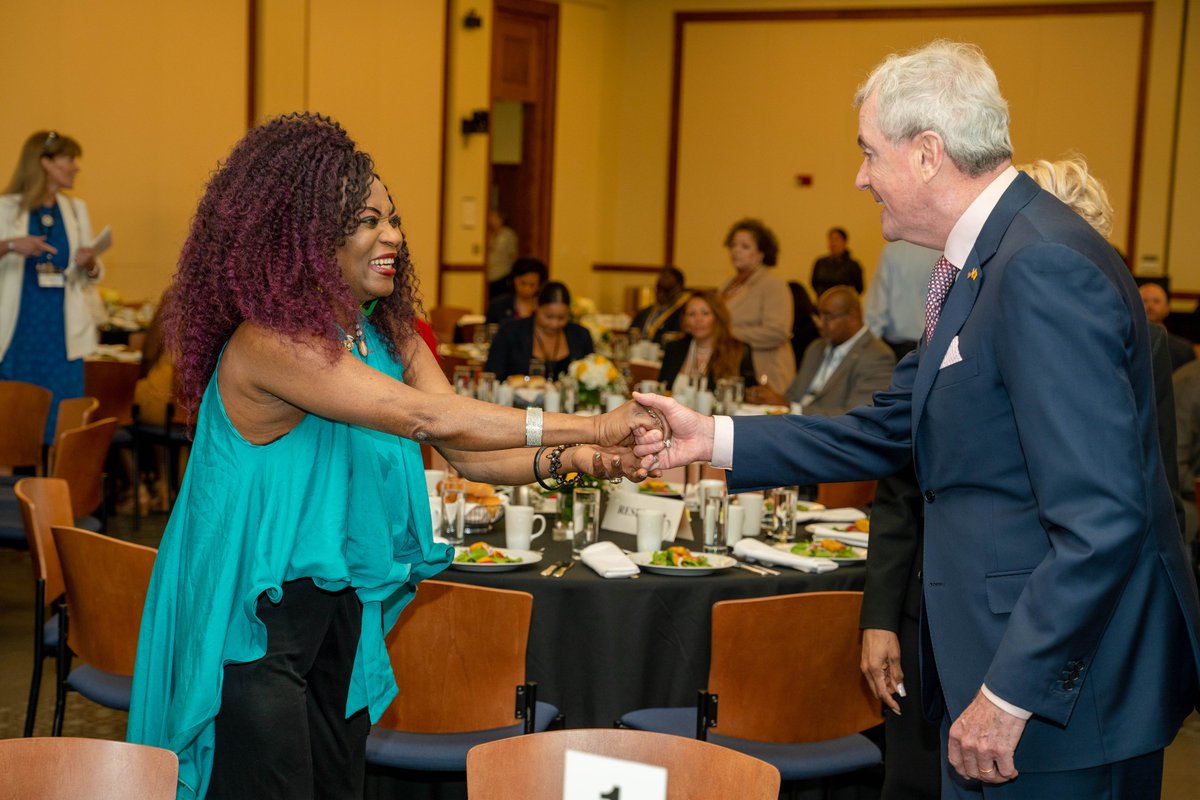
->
xmin=0 ymin=130 xmax=104 ymax=442
xmin=719 ymin=218 xmax=794 ymax=393
xmin=1019 ymin=156 xmax=1113 ymax=238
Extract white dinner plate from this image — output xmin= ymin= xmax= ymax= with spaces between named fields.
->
xmin=774 ymin=541 xmax=867 ymax=563
xmin=450 ymin=547 xmax=543 ymax=572
xmin=626 ymin=551 xmax=737 ymax=575
xmin=804 ymin=523 xmax=870 ymax=548
xmin=763 ymin=499 xmax=826 ymax=515
xmin=636 ymin=480 xmax=684 ymax=498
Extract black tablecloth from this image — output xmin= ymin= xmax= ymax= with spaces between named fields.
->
xmin=437 ymin=522 xmax=866 ymax=729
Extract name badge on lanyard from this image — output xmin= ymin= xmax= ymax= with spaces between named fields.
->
xmin=36 ymin=262 xmax=65 ymax=289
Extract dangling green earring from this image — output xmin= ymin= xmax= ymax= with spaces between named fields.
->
xmin=361 ymin=299 xmax=379 ymax=316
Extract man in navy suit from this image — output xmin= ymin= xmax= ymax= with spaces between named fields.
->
xmin=634 ymin=40 xmax=1200 ymax=797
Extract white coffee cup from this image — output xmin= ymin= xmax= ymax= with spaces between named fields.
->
xmin=736 ymin=492 xmax=764 ymax=538
xmin=424 ymin=469 xmax=446 ymax=497
xmin=636 ymin=508 xmax=672 ymax=553
xmin=505 ymin=505 xmax=547 ymax=551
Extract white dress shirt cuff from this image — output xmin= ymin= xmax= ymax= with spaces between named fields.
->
xmin=710 ymin=415 xmax=734 ymax=469
xmin=981 ymin=684 xmax=1032 ymax=720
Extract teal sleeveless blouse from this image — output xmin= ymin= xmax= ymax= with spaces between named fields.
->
xmin=127 ymin=324 xmax=452 ymax=799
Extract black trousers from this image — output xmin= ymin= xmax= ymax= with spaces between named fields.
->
xmin=208 ymin=579 xmax=370 ymax=800
xmin=882 ymin=611 xmax=942 ymax=799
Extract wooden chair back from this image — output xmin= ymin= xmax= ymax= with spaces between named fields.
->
xmin=467 ymin=728 xmax=780 ymax=800
xmin=430 ymin=306 xmax=471 ymax=345
xmin=377 ymin=580 xmax=532 ymax=733
xmin=48 ymin=397 xmax=99 ymax=474
xmin=0 ymin=380 xmax=52 ymax=470
xmin=51 ymin=525 xmax=156 ymax=676
xmin=83 ymin=360 xmax=141 ymax=426
xmin=817 ymin=480 xmax=877 ymax=510
xmin=707 ymin=591 xmax=882 ymax=743
xmin=52 ymin=417 xmax=118 ymax=519
xmin=439 ymin=352 xmax=470 ymax=383
xmin=0 ymin=736 xmax=178 ymax=800
xmin=15 ymin=478 xmax=74 ymax=612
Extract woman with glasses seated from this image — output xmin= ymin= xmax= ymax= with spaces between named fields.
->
xmin=0 ymin=131 xmax=104 ymax=442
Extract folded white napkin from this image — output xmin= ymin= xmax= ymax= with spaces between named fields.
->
xmin=734 ymin=538 xmax=838 ymax=573
xmin=807 ymin=525 xmax=870 ymax=547
xmin=794 ymin=507 xmax=868 ymax=524
xmin=580 ymin=541 xmax=640 ymax=579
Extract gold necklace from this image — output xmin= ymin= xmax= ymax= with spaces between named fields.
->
xmin=535 ymin=326 xmax=563 ymax=360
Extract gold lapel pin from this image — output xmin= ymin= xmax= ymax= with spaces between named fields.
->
xmin=968 ymin=268 xmax=979 ymax=281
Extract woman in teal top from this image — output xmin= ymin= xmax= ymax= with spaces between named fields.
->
xmin=127 ymin=114 xmax=660 ymax=800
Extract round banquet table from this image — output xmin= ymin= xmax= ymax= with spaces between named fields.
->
xmin=436 ymin=518 xmax=867 ymax=729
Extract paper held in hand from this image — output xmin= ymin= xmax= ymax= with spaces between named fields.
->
xmin=89 ymin=225 xmax=113 ymax=255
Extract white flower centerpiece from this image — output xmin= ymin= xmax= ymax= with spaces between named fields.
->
xmin=567 ymin=353 xmax=622 ymax=410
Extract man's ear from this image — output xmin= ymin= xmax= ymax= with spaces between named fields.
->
xmin=913 ymin=131 xmax=945 ymax=183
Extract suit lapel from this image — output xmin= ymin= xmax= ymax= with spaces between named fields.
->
xmin=909 ymin=173 xmax=1041 ymax=435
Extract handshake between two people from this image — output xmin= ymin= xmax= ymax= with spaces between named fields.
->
xmin=580 ymin=393 xmax=709 ymax=482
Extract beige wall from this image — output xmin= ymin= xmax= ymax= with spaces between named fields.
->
xmin=587 ymin=0 xmax=1199 ymax=298
xmin=5 ymin=0 xmax=1197 ymax=312
xmin=1 ymin=0 xmax=248 ymax=304
xmin=256 ymin=0 xmax=447 ymax=311
xmin=1166 ymin=1 xmax=1200 ymax=289
xmin=672 ymin=12 xmax=1143 ymax=290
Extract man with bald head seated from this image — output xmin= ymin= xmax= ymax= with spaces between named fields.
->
xmin=1140 ymin=282 xmax=1195 ymax=372
xmin=749 ymin=285 xmax=894 ymax=416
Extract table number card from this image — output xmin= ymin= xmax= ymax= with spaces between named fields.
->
xmin=563 ymin=750 xmax=667 ymax=800
xmin=601 ymin=492 xmax=685 ymax=542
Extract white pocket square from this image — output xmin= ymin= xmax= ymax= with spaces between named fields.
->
xmin=940 ymin=336 xmax=963 ymax=369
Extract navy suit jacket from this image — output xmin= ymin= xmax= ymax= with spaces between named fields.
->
xmin=729 ymin=173 xmax=1200 ymax=773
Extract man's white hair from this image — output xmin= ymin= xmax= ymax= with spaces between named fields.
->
xmin=855 ymin=40 xmax=1012 ymax=177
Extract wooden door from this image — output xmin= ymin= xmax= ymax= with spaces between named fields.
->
xmin=491 ymin=0 xmax=558 ymax=266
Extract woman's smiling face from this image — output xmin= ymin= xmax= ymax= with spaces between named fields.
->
xmin=337 ymin=178 xmax=402 ymax=305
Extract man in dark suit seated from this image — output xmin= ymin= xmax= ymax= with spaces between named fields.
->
xmin=630 ymin=267 xmax=688 ymax=345
xmin=633 ymin=40 xmax=1200 ymax=799
xmin=1140 ymin=282 xmax=1196 ymax=372
xmin=747 ymin=285 xmax=894 ymax=416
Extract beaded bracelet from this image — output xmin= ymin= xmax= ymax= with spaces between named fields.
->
xmin=532 ymin=446 xmax=555 ymax=492
xmin=547 ymin=443 xmax=582 ymax=491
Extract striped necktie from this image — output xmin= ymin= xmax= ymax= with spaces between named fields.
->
xmin=923 ymin=256 xmax=959 ymax=342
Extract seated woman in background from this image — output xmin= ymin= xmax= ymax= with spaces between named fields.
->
xmin=658 ymin=290 xmax=756 ymax=393
xmin=485 ymin=256 xmax=546 ymax=325
xmin=484 ymin=281 xmax=593 ymax=381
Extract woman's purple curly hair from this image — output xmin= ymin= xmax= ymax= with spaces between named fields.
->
xmin=166 ymin=112 xmax=421 ymax=415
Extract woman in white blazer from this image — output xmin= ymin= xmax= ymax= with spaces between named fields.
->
xmin=1 ymin=130 xmax=104 ymax=442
